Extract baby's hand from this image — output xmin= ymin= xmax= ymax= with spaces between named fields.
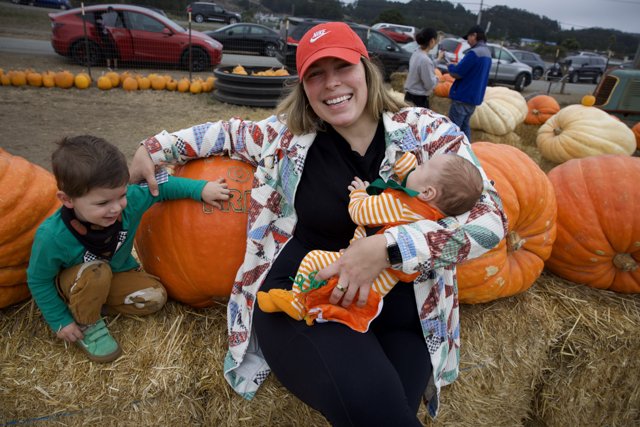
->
xmin=348 ymin=177 xmax=369 ymax=192
xmin=57 ymin=321 xmax=84 ymax=343
xmin=201 ymin=178 xmax=231 ymax=209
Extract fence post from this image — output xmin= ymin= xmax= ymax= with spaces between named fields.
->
xmin=188 ymin=12 xmax=192 ymax=81
xmin=81 ymin=2 xmax=91 ymax=79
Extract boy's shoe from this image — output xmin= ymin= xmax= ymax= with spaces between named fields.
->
xmin=76 ymin=318 xmax=122 ymax=363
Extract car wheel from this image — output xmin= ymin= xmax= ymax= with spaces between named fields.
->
xmin=513 ymin=73 xmax=527 ymax=92
xmin=184 ymin=47 xmax=211 ymax=72
xmin=593 ymin=73 xmax=602 ymax=84
xmin=570 ymin=72 xmax=579 ymax=84
xmin=228 ymin=17 xmax=238 ymax=24
xmin=532 ymin=67 xmax=543 ymax=80
xmin=70 ymin=40 xmax=101 ymax=66
xmin=263 ymin=43 xmax=277 ymax=57
xmin=194 ymin=14 xmax=204 ymax=23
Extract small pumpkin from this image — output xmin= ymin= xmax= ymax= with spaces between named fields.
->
xmin=165 ymin=79 xmax=178 ymax=91
xmin=42 ymin=71 xmax=56 ymax=88
xmin=122 ymin=76 xmax=138 ymax=91
xmin=137 ymin=76 xmax=151 ymax=90
xmin=10 ymin=70 xmax=27 ymax=87
xmin=581 ymin=94 xmax=596 ymax=106
xmin=546 ymin=155 xmax=640 ymax=293
xmin=105 ymin=71 xmax=120 ymax=87
xmin=1 ymin=73 xmax=10 ymax=86
xmin=74 ymin=72 xmax=91 ymax=89
xmin=54 ymin=70 xmax=75 ymax=89
xmin=525 ymin=95 xmax=560 ymax=125
xmin=632 ymin=122 xmax=640 ymax=150
xmin=177 ymin=78 xmax=190 ymax=93
xmin=470 ymin=86 xmax=528 ymax=136
xmin=134 ymin=156 xmax=255 ymax=307
xmin=189 ymin=79 xmax=203 ymax=94
xmin=97 ymin=75 xmax=113 ymax=90
xmin=0 ymin=149 xmax=61 ymax=308
xmin=456 ymin=142 xmax=557 ymax=303
xmin=536 ymin=104 xmax=636 ymax=163
xmin=150 ymin=75 xmax=166 ymax=90
xmin=26 ymin=71 xmax=43 ymax=87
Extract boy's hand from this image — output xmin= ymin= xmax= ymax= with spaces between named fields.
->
xmin=348 ymin=177 xmax=369 ymax=193
xmin=202 ymin=178 xmax=231 ymax=209
xmin=57 ymin=322 xmax=84 ymax=343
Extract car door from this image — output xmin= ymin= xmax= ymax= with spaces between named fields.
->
xmin=123 ymin=10 xmax=179 ymax=63
xmin=223 ymin=24 xmax=247 ymax=51
xmin=100 ymin=9 xmax=133 ymax=61
xmin=247 ymin=25 xmax=272 ymax=53
xmin=489 ymin=46 xmax=517 ymax=82
xmin=365 ymin=30 xmax=408 ymax=76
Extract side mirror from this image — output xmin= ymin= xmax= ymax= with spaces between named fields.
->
xmin=162 ymin=27 xmax=172 ymax=36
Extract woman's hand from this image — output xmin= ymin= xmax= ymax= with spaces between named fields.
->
xmin=202 ymin=178 xmax=231 ymax=209
xmin=56 ymin=321 xmax=84 ymax=343
xmin=316 ymin=234 xmax=390 ymax=308
xmin=130 ymin=145 xmax=160 ymax=196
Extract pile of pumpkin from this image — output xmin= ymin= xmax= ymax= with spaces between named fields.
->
xmin=1 ymin=88 xmax=640 ymax=309
xmin=0 ymin=68 xmax=215 ymax=94
xmin=228 ymin=64 xmax=290 ymax=76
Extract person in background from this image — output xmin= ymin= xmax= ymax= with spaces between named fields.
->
xmin=447 ymin=25 xmax=492 ymax=141
xmin=27 ymin=135 xmax=230 ymax=363
xmin=129 ymin=22 xmax=506 ymax=425
xmin=404 ymin=27 xmax=444 ymax=109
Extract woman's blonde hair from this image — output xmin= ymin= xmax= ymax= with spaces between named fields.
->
xmin=276 ymin=58 xmax=407 ymax=135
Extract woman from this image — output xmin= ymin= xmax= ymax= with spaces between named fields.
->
xmin=404 ymin=27 xmax=443 ymax=109
xmin=130 ymin=22 xmax=506 ymax=426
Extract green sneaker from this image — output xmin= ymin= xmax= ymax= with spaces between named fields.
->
xmin=76 ymin=319 xmax=122 ymax=363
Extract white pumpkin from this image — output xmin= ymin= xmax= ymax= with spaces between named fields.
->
xmin=470 ymin=87 xmax=528 ymax=136
xmin=536 ymin=104 xmax=636 ymax=164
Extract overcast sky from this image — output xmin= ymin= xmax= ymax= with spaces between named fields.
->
xmin=345 ymin=0 xmax=640 ymax=34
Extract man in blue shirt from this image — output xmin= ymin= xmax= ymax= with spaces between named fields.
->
xmin=447 ymin=25 xmax=492 ymax=141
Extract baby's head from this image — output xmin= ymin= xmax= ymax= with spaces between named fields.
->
xmin=405 ymin=153 xmax=483 ymax=216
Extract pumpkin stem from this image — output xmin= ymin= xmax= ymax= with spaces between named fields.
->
xmin=532 ymin=109 xmax=539 ymax=115
xmin=507 ymin=231 xmax=525 ymax=252
xmin=613 ymin=253 xmax=638 ymax=272
xmin=553 ymin=127 xmax=563 ymax=136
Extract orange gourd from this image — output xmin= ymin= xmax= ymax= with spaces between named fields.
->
xmin=177 ymin=78 xmax=190 ymax=93
xmin=10 ymin=70 xmax=27 ymax=86
xmin=26 ymin=71 xmax=43 ymax=87
xmin=54 ymin=70 xmax=74 ymax=89
xmin=632 ymin=122 xmax=640 ymax=150
xmin=434 ymin=81 xmax=452 ymax=98
xmin=97 ymin=75 xmax=113 ymax=90
xmin=122 ymin=76 xmax=138 ymax=91
xmin=581 ymin=94 xmax=596 ymax=106
xmin=546 ymin=155 xmax=640 ymax=293
xmin=135 ymin=157 xmax=255 ymax=307
xmin=166 ymin=79 xmax=177 ymax=91
xmin=150 ymin=75 xmax=166 ymax=90
xmin=137 ymin=76 xmax=151 ymax=90
xmin=74 ymin=72 xmax=91 ymax=89
xmin=42 ymin=71 xmax=56 ymax=88
xmin=0 ymin=149 xmax=61 ymax=308
xmin=105 ymin=71 xmax=120 ymax=87
xmin=456 ymin=142 xmax=557 ymax=303
xmin=525 ymin=95 xmax=560 ymax=125
xmin=189 ymin=79 xmax=203 ymax=94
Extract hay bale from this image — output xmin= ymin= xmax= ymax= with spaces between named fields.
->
xmin=531 ymin=274 xmax=640 ymax=426
xmin=0 ymin=300 xmax=328 ymax=426
xmin=389 ymin=71 xmax=407 ymax=93
xmin=422 ymin=282 xmax=563 ymax=426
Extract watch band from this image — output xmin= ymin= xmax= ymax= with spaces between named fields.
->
xmin=386 ymin=242 xmax=402 ymax=266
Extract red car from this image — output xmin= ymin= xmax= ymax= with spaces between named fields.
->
xmin=49 ymin=4 xmax=222 ymax=72
xmin=377 ymin=28 xmax=413 ymax=44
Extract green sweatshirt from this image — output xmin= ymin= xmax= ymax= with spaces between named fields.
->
xmin=26 ymin=176 xmax=207 ymax=332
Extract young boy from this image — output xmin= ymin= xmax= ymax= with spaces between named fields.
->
xmin=258 ymin=151 xmax=484 ymax=331
xmin=27 ymin=135 xmax=230 ymax=362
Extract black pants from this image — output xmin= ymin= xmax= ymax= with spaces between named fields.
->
xmin=254 ymin=238 xmax=431 ymax=426
xmin=404 ymin=92 xmax=430 ymax=109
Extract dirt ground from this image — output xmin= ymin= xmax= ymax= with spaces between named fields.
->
xmin=0 ymin=52 xmax=273 ymax=171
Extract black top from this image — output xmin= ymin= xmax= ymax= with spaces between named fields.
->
xmin=293 ymin=121 xmax=387 ymax=252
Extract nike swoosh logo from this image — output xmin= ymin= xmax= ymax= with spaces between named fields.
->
xmin=310 ymin=30 xmax=330 ymax=43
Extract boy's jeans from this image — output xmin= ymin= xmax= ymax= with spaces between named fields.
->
xmin=448 ymin=100 xmax=476 ymax=142
xmin=56 ymin=261 xmax=167 ymax=325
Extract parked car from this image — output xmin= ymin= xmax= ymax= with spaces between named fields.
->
xmin=186 ymin=2 xmax=241 ymax=24
xmin=11 ymin=0 xmax=71 ymax=10
xmin=371 ymin=23 xmax=416 ymax=40
xmin=563 ymin=55 xmax=607 ymax=83
xmin=277 ymin=18 xmax=411 ymax=79
xmin=439 ymin=39 xmax=532 ymax=91
xmin=205 ymin=23 xmax=283 ymax=57
xmin=510 ymin=49 xmax=546 ymax=80
xmin=49 ymin=4 xmax=222 ymax=72
xmin=377 ymin=27 xmax=413 ymax=44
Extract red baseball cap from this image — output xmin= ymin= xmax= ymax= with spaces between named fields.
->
xmin=296 ymin=22 xmax=369 ymax=78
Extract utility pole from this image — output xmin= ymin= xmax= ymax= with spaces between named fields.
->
xmin=477 ymin=0 xmax=483 ymax=25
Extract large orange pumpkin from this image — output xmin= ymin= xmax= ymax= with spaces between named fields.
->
xmin=135 ymin=156 xmax=255 ymax=307
xmin=525 ymin=95 xmax=560 ymax=125
xmin=456 ymin=142 xmax=557 ymax=303
xmin=546 ymin=155 xmax=640 ymax=293
xmin=632 ymin=122 xmax=640 ymax=150
xmin=0 ymin=149 xmax=61 ymax=308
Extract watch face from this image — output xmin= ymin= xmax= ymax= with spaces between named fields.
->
xmin=387 ymin=243 xmax=402 ymax=265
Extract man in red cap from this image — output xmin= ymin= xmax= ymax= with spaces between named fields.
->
xmin=447 ymin=25 xmax=492 ymax=141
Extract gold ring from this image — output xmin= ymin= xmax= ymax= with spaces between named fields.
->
xmin=335 ymin=284 xmax=346 ymax=293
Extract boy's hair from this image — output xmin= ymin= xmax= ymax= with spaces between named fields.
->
xmin=52 ymin=135 xmax=129 ymax=198
xmin=434 ymin=155 xmax=483 ymax=216
xmin=276 ymin=57 xmax=407 ymax=135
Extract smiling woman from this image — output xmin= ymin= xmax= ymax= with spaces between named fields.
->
xmin=127 ymin=20 xmax=506 ymax=426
